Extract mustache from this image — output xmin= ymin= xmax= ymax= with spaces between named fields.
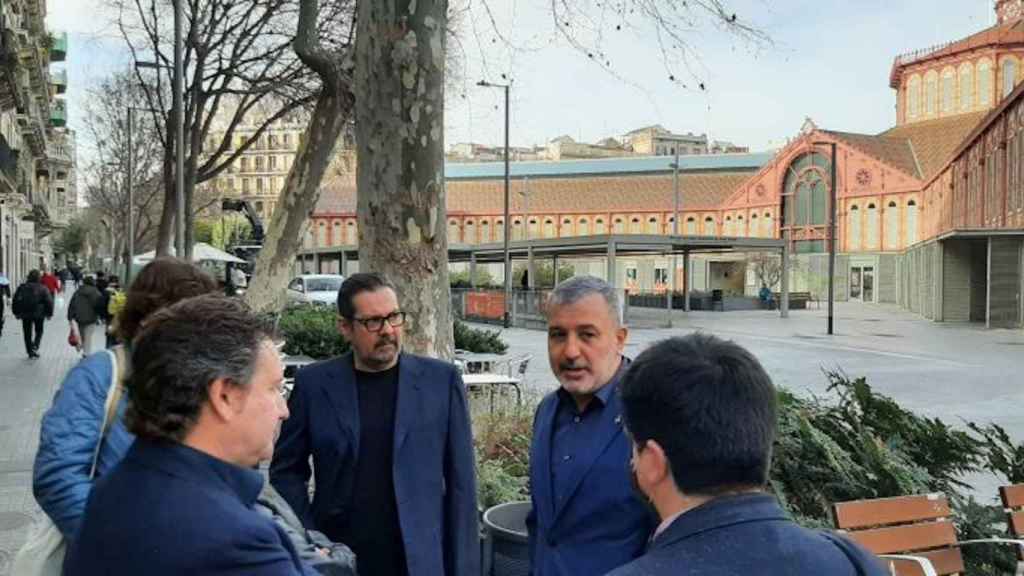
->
xmin=559 ymin=361 xmax=589 ymax=371
xmin=375 ymin=335 xmax=398 ymax=348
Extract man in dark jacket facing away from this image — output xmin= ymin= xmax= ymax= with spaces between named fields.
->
xmin=67 ymin=275 xmax=106 ymax=355
xmin=12 ymin=270 xmax=53 ymax=358
xmin=604 ymin=334 xmax=889 ymax=576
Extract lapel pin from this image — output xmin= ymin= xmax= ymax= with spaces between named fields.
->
xmin=614 ymin=415 xmax=622 ymax=425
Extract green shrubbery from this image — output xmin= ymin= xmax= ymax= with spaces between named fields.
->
xmin=472 ymin=370 xmax=1024 ymax=575
xmin=279 ymin=307 xmax=510 ymax=358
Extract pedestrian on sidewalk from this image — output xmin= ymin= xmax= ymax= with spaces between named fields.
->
xmin=0 ymin=272 xmax=11 ymax=339
xmin=100 ymin=275 xmax=123 ymax=348
xmin=12 ymin=270 xmax=53 ymax=359
xmin=68 ymin=276 xmax=106 ymax=357
xmin=41 ymin=267 xmax=62 ymax=298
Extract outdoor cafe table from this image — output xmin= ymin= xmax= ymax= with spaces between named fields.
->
xmin=454 ymin=352 xmax=507 ymax=374
xmin=462 ymin=373 xmax=522 ymax=412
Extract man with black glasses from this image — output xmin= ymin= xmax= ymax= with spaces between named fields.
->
xmin=271 ymin=273 xmax=479 ymax=576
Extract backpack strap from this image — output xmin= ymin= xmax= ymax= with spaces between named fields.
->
xmin=88 ymin=346 xmax=130 ymax=479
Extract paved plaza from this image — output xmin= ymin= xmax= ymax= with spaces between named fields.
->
xmin=0 ymin=299 xmax=1021 ymax=573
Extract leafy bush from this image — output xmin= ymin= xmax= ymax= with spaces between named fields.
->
xmin=277 ymin=304 xmax=349 ymax=359
xmin=474 ymin=410 xmax=533 ymax=509
xmin=454 ymin=320 xmax=508 ymax=354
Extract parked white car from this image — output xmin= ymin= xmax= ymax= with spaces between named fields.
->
xmin=286 ymin=274 xmax=345 ymax=306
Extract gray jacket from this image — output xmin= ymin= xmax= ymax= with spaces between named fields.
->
xmin=257 ymin=482 xmax=357 ymax=576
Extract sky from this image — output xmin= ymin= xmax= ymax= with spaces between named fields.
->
xmin=50 ymin=0 xmax=999 ymax=160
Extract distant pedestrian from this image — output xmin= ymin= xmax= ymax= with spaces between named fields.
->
xmin=31 ymin=258 xmax=219 ymax=550
xmin=11 ymin=270 xmax=54 ymax=358
xmin=71 ymin=265 xmax=82 ymax=290
xmin=68 ymin=276 xmax=106 ymax=356
xmin=40 ymin=268 xmax=61 ymax=297
xmin=0 ymin=273 xmax=11 ymax=339
xmin=101 ymin=275 xmax=123 ymax=348
xmin=95 ymin=271 xmax=109 ymax=294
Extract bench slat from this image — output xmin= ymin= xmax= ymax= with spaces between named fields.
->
xmin=833 ymin=494 xmax=950 ymax=529
xmin=886 ymin=548 xmax=964 ymax=576
xmin=1002 ymin=484 xmax=1024 ymax=510
xmin=846 ymin=520 xmax=957 ymax=555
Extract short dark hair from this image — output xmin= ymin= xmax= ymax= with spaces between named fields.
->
xmin=117 ymin=258 xmax=219 ymax=342
xmin=125 ymin=295 xmax=276 ymax=443
xmin=620 ymin=333 xmax=777 ymax=496
xmin=27 ymin=269 xmax=40 ymax=283
xmin=337 ymin=273 xmax=395 ymax=319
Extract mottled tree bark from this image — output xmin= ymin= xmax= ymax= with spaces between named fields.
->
xmin=354 ymin=0 xmax=451 ymax=358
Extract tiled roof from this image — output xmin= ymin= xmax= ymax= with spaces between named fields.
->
xmin=821 ymin=130 xmax=920 ymax=179
xmin=313 ymin=171 xmax=752 ymax=216
xmin=445 ymin=152 xmax=772 ymax=180
xmin=880 ymin=112 xmax=987 ymax=181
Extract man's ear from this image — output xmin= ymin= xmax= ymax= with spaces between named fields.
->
xmin=206 ymin=377 xmax=246 ymax=422
xmin=642 ymin=439 xmax=672 ymax=486
xmin=337 ymin=317 xmax=353 ymax=341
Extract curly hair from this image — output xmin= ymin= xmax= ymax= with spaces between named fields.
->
xmin=117 ymin=258 xmax=219 ymax=342
xmin=125 ymin=294 xmax=277 ymax=443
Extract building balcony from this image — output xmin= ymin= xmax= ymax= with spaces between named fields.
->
xmin=50 ymin=68 xmax=64 ymax=94
xmin=17 ymin=91 xmax=47 ymax=156
xmin=49 ymin=31 xmax=65 ymax=62
xmin=49 ymin=98 xmax=64 ymax=127
xmin=0 ymin=134 xmax=18 ymax=193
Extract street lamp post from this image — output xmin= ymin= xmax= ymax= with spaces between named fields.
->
xmin=478 ymin=79 xmax=512 ymax=328
xmin=813 ymin=140 xmax=838 ymax=336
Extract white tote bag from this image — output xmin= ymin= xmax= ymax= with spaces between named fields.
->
xmin=11 ymin=348 xmax=126 ymax=576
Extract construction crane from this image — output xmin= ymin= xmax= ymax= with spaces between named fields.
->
xmin=220 ymin=198 xmax=266 ymax=283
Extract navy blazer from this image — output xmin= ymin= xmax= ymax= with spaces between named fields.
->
xmin=65 ymin=438 xmax=314 ymax=576
xmin=604 ymin=493 xmax=889 ymax=576
xmin=526 ymin=370 xmax=656 ymax=576
xmin=269 ymin=352 xmax=480 ymax=576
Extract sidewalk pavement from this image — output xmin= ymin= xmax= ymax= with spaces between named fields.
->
xmin=0 ymin=300 xmax=80 ymax=575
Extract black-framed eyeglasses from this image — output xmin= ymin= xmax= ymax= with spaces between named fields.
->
xmin=350 ymin=311 xmax=407 ymax=332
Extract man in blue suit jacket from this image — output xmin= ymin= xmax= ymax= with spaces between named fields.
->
xmin=66 ymin=295 xmax=315 ymax=575
xmin=271 ymin=273 xmax=479 ymax=576
xmin=605 ymin=334 xmax=888 ymax=576
xmin=527 ymin=276 xmax=656 ymax=576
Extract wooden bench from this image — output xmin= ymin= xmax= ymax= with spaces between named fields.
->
xmin=834 ymin=493 xmax=1024 ymax=576
xmin=1001 ymin=483 xmax=1024 ymax=575
xmin=769 ymin=291 xmax=812 ymax=310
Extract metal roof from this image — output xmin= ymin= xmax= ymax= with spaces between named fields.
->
xmin=444 ymin=152 xmax=774 ymax=181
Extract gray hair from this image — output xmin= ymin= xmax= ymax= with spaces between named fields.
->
xmin=547 ymin=275 xmax=622 ymax=325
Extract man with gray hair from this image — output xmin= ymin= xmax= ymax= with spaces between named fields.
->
xmin=526 ymin=275 xmax=656 ymax=576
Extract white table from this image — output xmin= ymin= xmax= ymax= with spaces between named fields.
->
xmin=455 ymin=353 xmax=509 ymax=375
xmin=462 ymin=374 xmax=522 ymax=412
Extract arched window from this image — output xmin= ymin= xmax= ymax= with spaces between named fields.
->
xmin=724 ymin=216 xmax=734 ymax=236
xmin=907 ymin=75 xmax=921 ymax=120
xmin=646 ymin=216 xmax=659 ymax=234
xmin=529 ymin=218 xmax=539 ymax=238
xmin=480 ymin=220 xmax=491 ymax=243
xmin=347 ymin=220 xmax=357 ymax=244
xmin=317 ymin=221 xmax=328 ymax=247
xmin=594 ymin=218 xmax=606 ymax=234
xmin=1003 ymin=57 xmax=1019 ymax=98
xmin=782 ymin=152 xmax=830 ymax=227
xmin=959 ymin=63 xmax=974 ymax=111
xmin=578 ymin=218 xmax=589 ymax=236
xmin=941 ymin=67 xmax=955 ymax=114
xmin=906 ymin=200 xmax=918 ymax=245
xmin=495 ymin=219 xmax=505 ymax=242
xmin=762 ymin=212 xmax=774 ymax=237
xmin=924 ymin=70 xmax=938 ymax=118
xmin=979 ymin=59 xmax=994 ymax=106
xmin=562 ymin=217 xmax=573 ymax=237
xmin=848 ymin=205 xmax=861 ymax=251
xmin=333 ymin=221 xmax=342 ymax=246
xmin=464 ymin=220 xmax=476 ymax=244
xmin=703 ymin=216 xmax=716 ymax=236
xmin=685 ymin=216 xmax=697 ymax=235
xmin=885 ymin=201 xmax=899 ymax=250
xmin=750 ymin=213 xmax=759 ymax=237
xmin=866 ymin=204 xmax=879 ymax=250
xmin=630 ymin=217 xmax=641 ymax=234
xmin=736 ymin=214 xmax=745 ymax=236
xmin=512 ymin=219 xmax=524 ymax=241
xmin=448 ymin=219 xmax=460 ymax=243
xmin=544 ymin=218 xmax=555 ymax=238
